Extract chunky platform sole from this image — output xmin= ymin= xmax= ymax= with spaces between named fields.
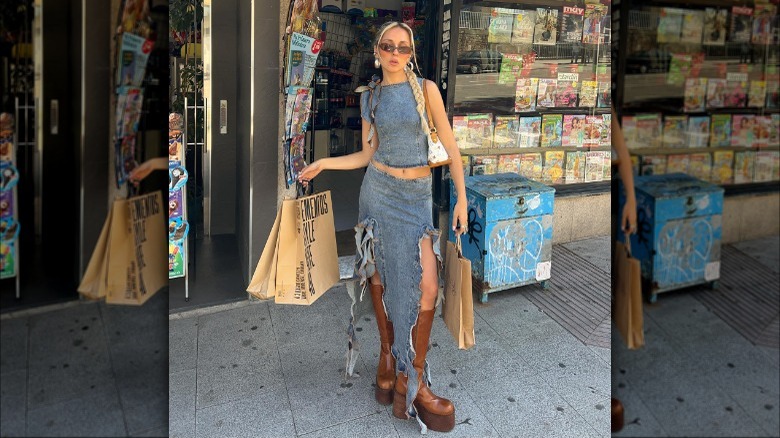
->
xmin=392 ymin=390 xmax=455 ymax=432
xmin=375 ymin=386 xmax=393 ymax=405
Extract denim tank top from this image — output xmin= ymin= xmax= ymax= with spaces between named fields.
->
xmin=360 ymin=77 xmax=429 ymax=168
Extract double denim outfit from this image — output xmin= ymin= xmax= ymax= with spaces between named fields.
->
xmin=345 ymin=77 xmax=443 ymax=432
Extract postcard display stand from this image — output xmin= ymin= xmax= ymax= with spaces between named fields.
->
xmin=617 ymin=2 xmax=780 ymax=185
xmin=450 ymin=1 xmax=613 ymax=187
xmin=169 ymin=113 xmax=190 ymax=299
xmin=114 ymin=2 xmax=154 ymax=189
xmin=1 ymin=113 xmax=21 ymax=297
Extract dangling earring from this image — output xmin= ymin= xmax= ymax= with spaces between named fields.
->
xmin=406 ymin=61 xmax=414 ymax=71
xmin=374 ymin=57 xmax=381 ymax=69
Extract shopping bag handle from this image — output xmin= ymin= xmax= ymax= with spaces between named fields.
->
xmin=623 ymin=232 xmax=632 ymax=257
xmin=455 ymin=234 xmax=463 ymax=257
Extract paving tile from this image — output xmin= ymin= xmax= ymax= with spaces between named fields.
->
xmin=195 ymin=356 xmax=284 ymax=410
xmin=392 ymin=370 xmax=501 ymax=438
xmin=101 ymin=290 xmax=168 ymax=363
xmin=572 ymin=397 xmax=610 ymax=438
xmin=0 ymin=317 xmax=28 ymax=374
xmin=114 ymin=355 xmax=168 ymax=435
xmin=562 ymin=236 xmax=611 ymax=274
xmin=611 ymin=380 xmax=668 ymax=437
xmin=26 ymin=389 xmax=126 ymax=437
xmin=465 ymin=372 xmax=600 ymax=438
xmin=587 ymin=345 xmax=610 ymax=367
xmin=169 ymin=317 xmax=198 ymax=373
xmin=539 ymin=352 xmax=610 ymax=413
xmin=300 ymin=412 xmax=399 ymax=438
xmin=757 ymin=346 xmax=780 ymax=368
xmin=26 ymin=359 xmax=117 ymax=409
xmin=130 ymin=426 xmax=169 ymax=437
xmin=284 ymin=356 xmax=378 ymax=435
xmin=196 ymin=303 xmax=277 ymax=367
xmin=732 ymin=236 xmax=780 ymax=274
xmin=169 ymin=369 xmax=196 ymax=438
xmin=626 ymin=370 xmax=768 ymax=437
xmin=195 ymin=384 xmax=294 ymax=438
xmin=472 ymin=291 xmax=546 ymax=335
xmin=1 ymin=370 xmax=26 ymax=437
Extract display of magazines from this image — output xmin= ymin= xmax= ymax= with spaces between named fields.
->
xmin=584 ymin=151 xmax=604 ymax=182
xmin=582 ymin=3 xmax=607 ymax=44
xmin=512 ymin=10 xmax=536 ymax=44
xmin=753 ymin=150 xmax=778 ymax=182
xmin=579 ymin=80 xmax=598 ymax=108
xmin=0 ymin=115 xmax=19 ymax=280
xmin=684 ymin=78 xmax=707 ymax=112
xmin=703 ymin=8 xmax=728 ymax=46
xmin=680 ymin=10 xmax=704 ymax=43
xmin=488 ymin=8 xmax=514 ymax=44
xmin=562 ymin=115 xmax=586 ymax=147
xmin=657 ymin=8 xmax=684 ymax=43
xmin=662 ymin=115 xmax=688 ymax=148
xmin=519 ymin=153 xmax=543 ymax=180
xmin=537 ymin=79 xmax=557 ymax=108
xmin=555 ymin=73 xmax=579 ymax=108
xmin=168 ymin=113 xmax=188 ymax=279
xmin=471 ymin=155 xmax=498 ymax=175
xmin=712 ymin=150 xmax=735 ymax=184
xmin=748 ymin=81 xmax=767 ymax=107
xmin=514 ymin=78 xmax=539 ymax=112
xmin=687 ymin=116 xmax=711 ymax=148
xmin=641 ymin=155 xmax=667 ymax=176
xmin=499 ymin=54 xmax=524 ymax=85
xmin=729 ymin=6 xmax=753 ymax=43
xmin=541 ymin=114 xmax=563 ymax=147
xmin=543 ymin=150 xmax=565 ymax=184
xmin=560 ymin=6 xmax=585 ymax=43
xmin=710 ymin=114 xmax=732 ymax=147
xmin=565 ymin=151 xmax=586 ymax=183
xmin=493 ymin=116 xmax=520 ymax=148
xmin=688 ymin=153 xmax=712 ymax=181
xmin=667 ymin=154 xmax=690 ymax=174
xmin=752 ymin=3 xmax=776 ymax=44
xmin=497 ymin=154 xmax=521 ymax=173
xmin=733 ymin=150 xmax=756 ymax=183
xmin=533 ymin=8 xmax=559 ymax=45
xmin=518 ymin=116 xmax=542 ymax=148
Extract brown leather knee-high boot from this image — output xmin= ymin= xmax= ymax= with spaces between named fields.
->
xmin=392 ymin=309 xmax=455 ymax=432
xmin=370 ymin=283 xmax=395 ymax=405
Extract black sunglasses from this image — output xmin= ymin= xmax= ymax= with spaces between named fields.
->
xmin=378 ymin=43 xmax=412 ymax=55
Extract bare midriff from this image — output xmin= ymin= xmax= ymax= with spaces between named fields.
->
xmin=371 ymin=159 xmax=431 ymax=179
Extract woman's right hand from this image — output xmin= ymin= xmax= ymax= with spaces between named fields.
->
xmin=297 ymin=160 xmax=324 ymax=186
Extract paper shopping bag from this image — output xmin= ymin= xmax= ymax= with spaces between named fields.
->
xmin=442 ymin=235 xmax=475 ymax=350
xmin=77 ymin=204 xmax=114 ymax=299
xmin=275 ymin=191 xmax=339 ymax=305
xmin=247 ymin=206 xmax=283 ymax=300
xmin=104 ymin=192 xmax=167 ymax=306
xmin=613 ymin=235 xmax=645 ymax=349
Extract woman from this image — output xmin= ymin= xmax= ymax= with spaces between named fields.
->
xmin=297 ymin=21 xmax=468 ymax=433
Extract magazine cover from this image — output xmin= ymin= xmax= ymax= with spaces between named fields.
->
xmin=519 ymin=153 xmax=543 ymax=180
xmin=168 ymin=132 xmax=183 ymax=162
xmin=663 ymin=115 xmax=688 ymax=148
xmin=286 ymin=32 xmax=322 ymax=89
xmin=543 ymin=150 xmax=565 ymax=184
xmin=688 ymin=116 xmax=711 ymax=147
xmin=512 ymin=10 xmax=537 ymax=44
xmin=688 ymin=153 xmax=713 ymax=180
xmin=753 ymin=115 xmax=771 ymax=148
xmin=636 ymin=113 xmax=663 ymax=148
xmin=712 ymin=150 xmax=735 ymax=183
xmin=537 ymin=78 xmax=558 ymax=108
xmin=493 ymin=116 xmax=520 ymax=148
xmin=748 ymin=81 xmax=768 ymax=107
xmin=555 ymin=73 xmax=579 ymax=107
xmin=770 ymin=114 xmax=780 ymax=147
xmin=541 ymin=114 xmax=563 ymax=147
xmin=706 ymin=79 xmax=727 ymax=108
xmin=562 ymin=114 xmax=587 ymax=147
xmin=584 ymin=151 xmax=603 ymax=182
xmin=582 ymin=3 xmax=607 ymax=44
xmin=579 ymin=81 xmax=598 ymax=107
xmin=498 ymin=154 xmax=522 ymax=173
xmin=597 ymin=81 xmax=611 ymax=107
xmin=621 ymin=116 xmax=638 ymax=149
xmin=284 ymin=88 xmax=298 ymax=139
xmin=565 ymin=151 xmax=586 ymax=183
xmin=117 ymin=87 xmax=144 ymax=140
xmin=631 ymin=155 xmax=640 ymax=176
xmin=0 ymin=191 xmax=13 ymax=219
xmin=600 ymin=113 xmax=612 ymax=147
xmin=729 ymin=6 xmax=753 ymax=43
xmin=169 ymin=189 xmax=183 ymax=220
xmin=515 ymin=78 xmax=539 ymax=112
xmin=584 ymin=116 xmax=603 ymax=147
xmin=290 ymin=87 xmax=313 ymax=137
xmin=767 ymin=81 xmax=779 ymax=109
xmin=734 ymin=150 xmax=755 ymax=183
xmin=453 ymin=115 xmax=471 ymax=149
xmin=641 ymin=154 xmax=667 ymax=176
xmin=724 ymin=80 xmax=748 ymax=107
xmin=518 ymin=116 xmax=542 ymax=147
xmin=667 ymin=154 xmax=691 ymax=174
xmin=667 ymin=53 xmax=692 ymax=86
xmin=499 ymin=54 xmax=524 ymax=85
xmin=602 ymin=151 xmax=612 ymax=180
xmin=710 ymin=114 xmax=732 ymax=147
xmin=116 ymin=33 xmax=152 ymax=87
xmin=488 ymin=8 xmax=514 ymax=44
xmin=684 ymin=78 xmax=707 ymax=112
xmin=753 ymin=151 xmax=777 ymax=181
xmin=680 ymin=10 xmax=705 ymax=43
xmin=460 ymin=155 xmax=471 ymax=176
xmin=703 ymin=8 xmax=728 ymax=46
xmin=471 ymin=155 xmax=498 ymax=175
xmin=657 ymin=8 xmax=684 ymax=43
xmin=731 ymin=114 xmax=755 ymax=147
xmin=533 ymin=8 xmax=559 ymax=45
xmin=467 ymin=114 xmax=495 ymax=149
xmin=751 ymin=3 xmax=776 ymax=44
xmin=561 ymin=5 xmax=585 ymax=43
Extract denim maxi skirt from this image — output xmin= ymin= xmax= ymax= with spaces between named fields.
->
xmin=346 ymin=161 xmax=442 ymax=433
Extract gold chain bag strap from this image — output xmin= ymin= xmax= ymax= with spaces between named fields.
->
xmin=423 ymin=83 xmax=452 ymax=168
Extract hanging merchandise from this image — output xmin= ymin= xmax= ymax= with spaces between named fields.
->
xmin=0 ymin=114 xmax=19 ymax=280
xmin=168 ymin=113 xmax=188 ymax=279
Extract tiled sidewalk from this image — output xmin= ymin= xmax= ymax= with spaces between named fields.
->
xmin=169 ymin=237 xmax=613 ymax=438
xmin=613 ymin=236 xmax=780 ymax=437
xmin=0 ymin=290 xmax=169 ymax=437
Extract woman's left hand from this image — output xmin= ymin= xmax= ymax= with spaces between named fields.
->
xmin=452 ymin=199 xmax=468 ymax=236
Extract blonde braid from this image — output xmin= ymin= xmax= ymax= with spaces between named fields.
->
xmin=406 ymin=68 xmax=430 ymax=135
